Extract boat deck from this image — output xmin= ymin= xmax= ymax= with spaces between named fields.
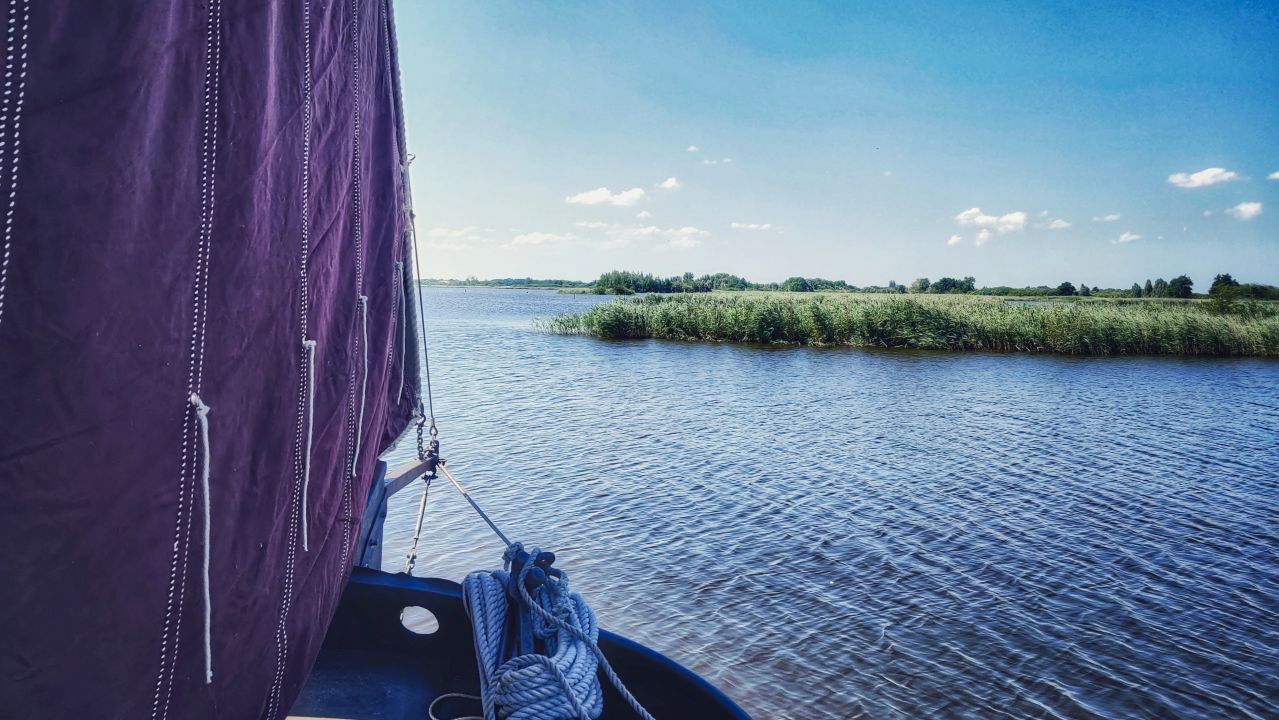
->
xmin=288 ymin=568 xmax=750 ymax=719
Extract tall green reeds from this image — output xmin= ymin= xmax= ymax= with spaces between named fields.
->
xmin=540 ymin=293 xmax=1279 ymax=356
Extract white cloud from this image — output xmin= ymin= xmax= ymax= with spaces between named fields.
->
xmin=574 ymin=221 xmax=615 ymax=229
xmin=427 ymin=226 xmax=484 ymax=240
xmin=583 ymin=224 xmax=711 ymax=250
xmin=1046 ymin=218 xmax=1072 ymax=230
xmin=1226 ymin=201 xmax=1262 ymax=220
xmin=730 ymin=222 xmax=773 ymax=230
xmin=687 ymin=145 xmax=699 ymax=152
xmin=974 ymin=229 xmax=993 ymax=246
xmin=1092 ymin=213 xmax=1121 ymax=222
xmin=947 ymin=234 xmax=963 ymax=246
xmin=509 ymin=231 xmax=571 ymax=247
xmin=1039 ymin=210 xmax=1050 ymax=218
xmin=702 ymin=159 xmax=718 ymax=165
xmin=423 ymin=226 xmax=487 ymax=251
xmin=882 ymin=170 xmax=892 ymax=177
xmin=657 ymin=177 xmax=681 ymax=190
xmin=1167 ymin=167 xmax=1241 ymax=188
xmin=955 ymin=207 xmax=1028 ymax=234
xmin=633 ymin=225 xmax=710 ymax=249
xmin=1268 ymin=170 xmax=1279 ymax=180
xmin=636 ymin=211 xmax=653 ymax=219
xmin=565 ymin=186 xmax=647 ymax=207
xmin=1202 ymin=210 xmax=1214 ymax=217
xmin=722 ymin=158 xmax=733 ymax=163
xmin=1115 ymin=231 xmax=1143 ymax=244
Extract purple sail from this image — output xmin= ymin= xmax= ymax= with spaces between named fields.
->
xmin=0 ymin=0 xmax=421 ymax=717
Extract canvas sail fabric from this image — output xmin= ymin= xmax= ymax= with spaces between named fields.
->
xmin=0 ymin=0 xmax=421 ymax=717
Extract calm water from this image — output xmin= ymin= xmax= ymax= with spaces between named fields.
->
xmin=381 ymin=287 xmax=1279 ymax=719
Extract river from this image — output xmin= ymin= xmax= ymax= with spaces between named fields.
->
xmin=380 ymin=287 xmax=1279 ymax=719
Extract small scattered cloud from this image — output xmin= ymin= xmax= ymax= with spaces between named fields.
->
xmin=975 ymin=229 xmax=993 ymax=246
xmin=723 ymin=158 xmax=733 ymax=163
xmin=1114 ymin=231 xmax=1143 ymax=244
xmin=1092 ymin=213 xmax=1121 ymax=222
xmin=947 ymin=234 xmax=963 ymax=246
xmin=1268 ymin=171 xmax=1279 ymax=180
xmin=1167 ymin=167 xmax=1241 ymax=188
xmin=423 ymin=226 xmax=487 ymax=251
xmin=955 ymin=207 xmax=1028 ymax=234
xmin=509 ymin=231 xmax=572 ymax=247
xmin=882 ymin=170 xmax=892 ymax=177
xmin=626 ymin=225 xmax=710 ymax=249
xmin=1202 ymin=210 xmax=1214 ymax=217
xmin=575 ymin=223 xmax=711 ymax=250
xmin=565 ymin=186 xmax=646 ymax=207
xmin=702 ymin=158 xmax=733 ymax=166
xmin=657 ymin=177 xmax=681 ymax=190
xmin=730 ymin=222 xmax=773 ymax=230
xmin=687 ymin=145 xmax=699 ymax=153
xmin=1045 ymin=218 xmax=1072 ymax=229
xmin=1039 ymin=210 xmax=1050 ymax=218
xmin=636 ymin=210 xmax=653 ymax=219
xmin=1226 ymin=201 xmax=1262 ymax=221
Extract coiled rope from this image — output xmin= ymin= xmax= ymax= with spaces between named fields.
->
xmin=461 ymin=545 xmax=603 ymax=720
xmin=423 ymin=466 xmax=656 ymax=720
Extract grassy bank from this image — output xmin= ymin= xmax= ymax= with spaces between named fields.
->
xmin=540 ymin=293 xmax=1279 ymax=356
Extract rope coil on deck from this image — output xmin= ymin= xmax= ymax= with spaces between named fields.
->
xmin=463 ymin=545 xmax=604 ymax=720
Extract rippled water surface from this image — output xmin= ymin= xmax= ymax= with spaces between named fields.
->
xmin=381 ymin=288 xmax=1279 ymax=719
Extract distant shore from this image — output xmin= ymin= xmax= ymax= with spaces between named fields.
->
xmin=540 ymin=293 xmax=1279 ymax=356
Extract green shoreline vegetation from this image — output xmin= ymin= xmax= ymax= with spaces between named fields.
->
xmin=540 ymin=292 xmax=1279 ymax=357
xmin=422 ymin=276 xmax=590 ymax=290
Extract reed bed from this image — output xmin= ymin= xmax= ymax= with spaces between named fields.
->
xmin=540 ymin=293 xmax=1279 ymax=356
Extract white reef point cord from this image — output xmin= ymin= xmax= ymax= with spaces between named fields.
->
xmin=190 ymin=393 xmax=213 ymax=684
xmin=351 ymin=295 xmax=369 ymax=478
xmin=396 ymin=260 xmax=406 ymax=403
xmin=301 ymin=340 xmax=317 ymax=551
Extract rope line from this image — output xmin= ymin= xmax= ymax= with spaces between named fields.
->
xmin=439 ymin=465 xmax=511 ymax=547
xmin=403 ymin=474 xmax=432 ymax=575
xmin=404 ymin=156 xmax=436 ymax=441
xmin=190 ymin=393 xmax=213 ymax=684
xmin=351 ymin=295 xmax=369 ymax=478
xmin=428 ymin=692 xmax=483 ymax=720
xmin=0 ymin=0 xmax=29 ymax=331
xmin=300 ymin=339 xmax=317 ymax=551
xmin=396 ymin=260 xmax=407 ymax=403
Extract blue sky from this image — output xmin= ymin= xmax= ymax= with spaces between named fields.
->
xmin=396 ymin=1 xmax=1278 ymax=287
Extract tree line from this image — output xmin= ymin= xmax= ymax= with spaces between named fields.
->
xmin=584 ymin=270 xmax=1279 ymax=299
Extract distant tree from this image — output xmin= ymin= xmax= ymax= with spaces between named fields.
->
xmin=888 ymin=280 xmax=898 ymax=291
xmin=961 ymin=276 xmax=977 ymax=293
xmin=1209 ymin=273 xmax=1240 ymax=296
xmin=910 ymin=277 xmax=931 ymax=293
xmin=1056 ymin=281 xmax=1077 ymax=296
xmin=1079 ymin=284 xmax=1091 ymax=296
xmin=1153 ymin=278 xmax=1169 ymax=297
xmin=930 ymin=277 xmax=962 ymax=293
xmin=1167 ymin=275 xmax=1193 ymax=299
xmin=1237 ymin=283 xmax=1279 ymax=300
xmin=780 ymin=276 xmax=814 ymax=292
xmin=1144 ymin=279 xmax=1154 ymax=296
xmin=1131 ymin=283 xmax=1143 ymax=298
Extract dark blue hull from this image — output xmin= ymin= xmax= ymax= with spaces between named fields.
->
xmin=290 ymin=567 xmax=751 ymax=719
